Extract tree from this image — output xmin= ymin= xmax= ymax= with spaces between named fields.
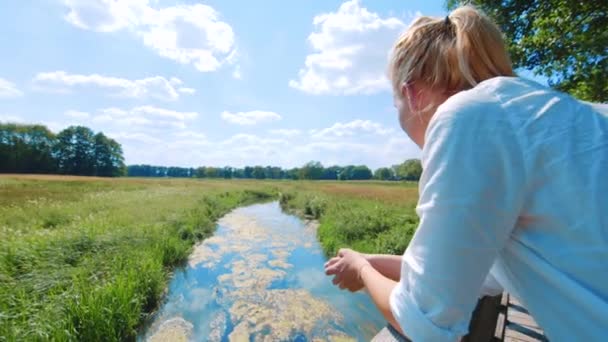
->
xmin=322 ymin=165 xmax=341 ymax=180
xmin=0 ymin=123 xmax=124 ymax=176
xmin=195 ymin=167 xmax=206 ymax=178
xmin=374 ymin=167 xmax=394 ymax=180
xmin=204 ymin=167 xmax=219 ymax=178
xmin=222 ymin=166 xmax=233 ymax=179
xmin=54 ymin=126 xmax=96 ymax=175
xmin=94 ymin=133 xmax=125 ymax=177
xmin=285 ymin=168 xmax=299 ymax=180
xmin=351 ymin=165 xmax=373 ymax=180
xmin=243 ymin=166 xmax=254 ymax=179
xmin=252 ymin=166 xmax=266 ymax=179
xmin=167 ymin=167 xmax=190 ymax=177
xmin=0 ymin=124 xmax=57 ymax=173
xmin=232 ymin=168 xmax=244 ymax=178
xmin=299 ymin=161 xmax=324 ymax=180
xmin=393 ymin=159 xmax=422 ymax=181
xmin=338 ymin=165 xmax=354 ymax=180
xmin=447 ymin=0 xmax=607 ymax=102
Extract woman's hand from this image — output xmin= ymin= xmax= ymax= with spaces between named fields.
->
xmin=324 ymin=248 xmax=371 ymax=292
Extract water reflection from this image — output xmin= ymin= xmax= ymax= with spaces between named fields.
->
xmin=141 ymin=202 xmax=385 ymax=341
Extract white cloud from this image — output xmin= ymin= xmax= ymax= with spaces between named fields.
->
xmin=269 ymin=129 xmax=301 ymax=137
xmin=175 ymin=130 xmax=207 ymax=140
xmin=294 ymin=130 xmax=418 ymax=168
xmin=131 ymin=105 xmax=198 ymax=121
xmin=195 ymin=121 xmax=412 ymax=168
xmin=62 ymin=0 xmax=237 ymax=72
xmin=309 ymin=119 xmax=393 ymax=139
xmin=63 ymin=0 xmax=146 ymax=32
xmin=33 ymin=71 xmax=192 ymax=101
xmin=64 ymin=110 xmax=90 ymax=119
xmin=0 ymin=78 xmax=23 ymax=98
xmin=99 ymin=107 xmax=128 ymax=116
xmin=221 ymin=133 xmax=287 ymax=147
xmin=221 ymin=110 xmax=282 ymax=125
xmin=109 ymin=123 xmax=419 ymax=169
xmin=167 ymin=133 xmax=210 ymax=149
xmin=178 ymin=87 xmax=196 ymax=95
xmin=88 ymin=105 xmax=198 ymax=129
xmin=108 ymin=131 xmax=162 ymax=144
xmin=44 ymin=112 xmax=416 ymax=169
xmin=140 ymin=4 xmax=235 ymax=72
xmin=289 ymin=0 xmax=408 ymax=95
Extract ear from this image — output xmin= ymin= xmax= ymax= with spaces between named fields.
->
xmin=401 ymin=82 xmax=419 ymax=112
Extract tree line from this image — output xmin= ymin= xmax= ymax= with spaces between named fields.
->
xmin=127 ymin=159 xmax=422 ymax=181
xmin=1 ymin=122 xmax=421 ymax=181
xmin=0 ymin=123 xmax=126 ymax=177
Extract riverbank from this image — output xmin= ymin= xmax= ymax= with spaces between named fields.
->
xmin=0 ymin=176 xmax=275 ymax=340
xmin=278 ymin=182 xmax=419 ymax=256
xmin=0 ymin=176 xmax=420 ymax=340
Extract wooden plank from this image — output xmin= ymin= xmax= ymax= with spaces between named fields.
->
xmin=462 ymin=295 xmax=502 ymax=342
xmin=371 ymin=325 xmax=411 ymax=342
xmin=503 ymin=296 xmax=547 ymax=342
xmin=505 ymin=326 xmax=545 ymax=342
xmin=495 ymin=312 xmax=506 ymax=340
xmin=501 ymin=292 xmax=510 ymax=307
xmin=371 ymin=293 xmax=549 ymax=342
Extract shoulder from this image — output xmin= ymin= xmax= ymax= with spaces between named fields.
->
xmin=423 ymin=77 xmax=525 ymax=166
xmin=426 ymin=76 xmax=546 ymax=136
xmin=426 ymin=78 xmax=507 ymax=142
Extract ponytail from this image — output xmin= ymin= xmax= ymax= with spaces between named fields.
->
xmin=388 ymin=5 xmax=514 ymax=97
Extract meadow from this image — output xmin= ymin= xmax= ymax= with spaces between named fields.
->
xmin=278 ymin=180 xmax=420 ymax=256
xmin=0 ymin=175 xmax=419 ymax=341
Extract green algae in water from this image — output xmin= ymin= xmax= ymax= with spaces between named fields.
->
xmin=140 ymin=202 xmax=385 ymax=341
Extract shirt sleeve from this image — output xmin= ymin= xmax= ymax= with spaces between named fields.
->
xmin=390 ymin=98 xmax=526 ymax=341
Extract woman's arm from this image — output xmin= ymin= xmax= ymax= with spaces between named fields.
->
xmin=325 ymin=249 xmax=407 ymax=336
xmin=364 ymin=254 xmax=402 ymax=281
xmin=360 ymin=264 xmax=405 ymax=336
xmin=325 ymin=252 xmax=402 ymax=291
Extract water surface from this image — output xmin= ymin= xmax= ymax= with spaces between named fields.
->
xmin=141 ymin=202 xmax=385 ymax=341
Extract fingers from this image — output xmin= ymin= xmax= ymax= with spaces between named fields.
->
xmin=325 ymin=261 xmax=341 ymax=275
xmin=338 ymin=248 xmax=350 ymax=257
xmin=324 ymin=257 xmax=340 ymax=269
xmin=325 ymin=266 xmax=339 ymax=275
xmin=332 ymin=273 xmax=343 ymax=286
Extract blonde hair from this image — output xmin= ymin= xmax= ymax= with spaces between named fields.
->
xmin=388 ymin=5 xmax=515 ymax=98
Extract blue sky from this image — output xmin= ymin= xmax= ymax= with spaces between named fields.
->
xmin=0 ymin=0 xmax=450 ymax=168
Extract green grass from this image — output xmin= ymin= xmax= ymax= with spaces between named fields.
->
xmin=0 ymin=175 xmax=420 ymax=340
xmin=278 ymin=181 xmax=420 ymax=256
xmin=0 ymin=175 xmax=275 ymax=341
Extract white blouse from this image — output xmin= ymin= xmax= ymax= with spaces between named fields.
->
xmin=389 ymin=77 xmax=608 ymax=341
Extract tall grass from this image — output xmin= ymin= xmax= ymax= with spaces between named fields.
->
xmin=0 ymin=176 xmax=274 ymax=341
xmin=279 ymin=181 xmax=420 ymax=256
xmin=1 ymin=176 xmax=419 ymax=340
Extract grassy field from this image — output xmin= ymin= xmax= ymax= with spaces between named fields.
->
xmin=278 ymin=180 xmax=420 ymax=256
xmin=0 ymin=175 xmax=419 ymax=341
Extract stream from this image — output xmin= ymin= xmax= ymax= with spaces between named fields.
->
xmin=140 ymin=201 xmax=385 ymax=341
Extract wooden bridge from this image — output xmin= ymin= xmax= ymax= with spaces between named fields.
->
xmin=372 ymin=292 xmax=548 ymax=341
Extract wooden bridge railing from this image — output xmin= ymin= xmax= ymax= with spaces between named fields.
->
xmin=372 ymin=292 xmax=548 ymax=342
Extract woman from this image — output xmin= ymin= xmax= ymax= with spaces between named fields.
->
xmin=324 ymin=5 xmax=607 ymax=342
